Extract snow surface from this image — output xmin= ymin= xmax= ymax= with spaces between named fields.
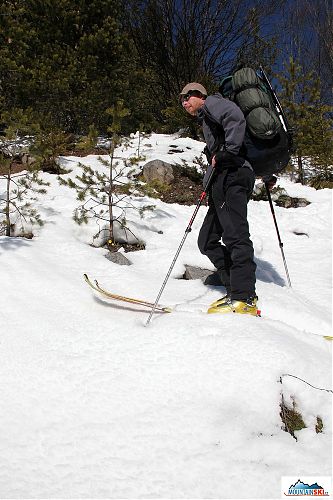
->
xmin=0 ymin=133 xmax=332 ymax=499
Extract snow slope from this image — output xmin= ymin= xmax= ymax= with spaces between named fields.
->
xmin=0 ymin=133 xmax=332 ymax=499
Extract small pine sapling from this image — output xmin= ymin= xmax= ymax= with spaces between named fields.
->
xmin=75 ymin=125 xmax=99 ymax=153
xmin=0 ymin=109 xmax=49 ymax=237
xmin=59 ymin=101 xmax=155 ymax=247
xmin=30 ymin=124 xmax=73 ymax=174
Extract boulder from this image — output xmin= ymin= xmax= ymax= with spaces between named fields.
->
xmin=168 ymin=144 xmax=184 ymax=154
xmin=21 ymin=153 xmax=36 ymax=166
xmin=296 ymin=198 xmax=311 ymax=208
xmin=105 ymin=251 xmax=132 ymax=266
xmin=142 ymin=159 xmax=174 ymax=185
xmin=183 ymin=265 xmax=214 ymax=281
xmin=275 ymin=195 xmax=311 ymax=209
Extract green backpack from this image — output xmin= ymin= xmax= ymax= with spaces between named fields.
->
xmin=219 ymin=67 xmax=293 ymax=176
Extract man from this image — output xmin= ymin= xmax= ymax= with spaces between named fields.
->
xmin=180 ymin=82 xmax=258 ymax=315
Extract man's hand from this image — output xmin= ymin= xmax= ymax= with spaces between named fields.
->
xmin=212 ymin=150 xmax=244 ymax=169
xmin=263 ymin=175 xmax=277 ymax=191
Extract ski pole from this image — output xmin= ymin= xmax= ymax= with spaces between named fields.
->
xmin=259 ymin=65 xmax=291 ymax=134
xmin=146 ymin=165 xmax=216 ymax=326
xmin=265 ymin=182 xmax=292 ymax=287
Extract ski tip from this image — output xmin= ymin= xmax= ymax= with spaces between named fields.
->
xmin=163 ymin=307 xmax=173 ymax=313
xmin=323 ymin=335 xmax=333 ymax=341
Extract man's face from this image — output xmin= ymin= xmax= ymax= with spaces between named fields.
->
xmin=181 ymin=93 xmax=205 ymax=116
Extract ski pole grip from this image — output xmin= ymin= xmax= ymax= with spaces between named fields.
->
xmin=202 ymin=163 xmax=216 ymax=192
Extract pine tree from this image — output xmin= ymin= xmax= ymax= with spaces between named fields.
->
xmin=59 ymin=101 xmax=154 ymax=248
xmin=0 ymin=0 xmax=133 ymax=134
xmin=278 ymin=57 xmax=333 ymax=187
xmin=0 ymin=109 xmax=49 ymax=237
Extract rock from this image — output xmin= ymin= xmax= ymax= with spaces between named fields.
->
xmin=183 ymin=265 xmax=214 ymax=281
xmin=142 ymin=159 xmax=174 ymax=185
xmin=275 ymin=195 xmax=311 ymax=208
xmin=113 ymin=220 xmax=143 ymax=245
xmin=21 ymin=153 xmax=36 ymax=166
xmin=252 ymin=183 xmax=310 ymax=208
xmin=276 ymin=195 xmax=293 ymax=208
xmin=168 ymin=146 xmax=184 ymax=153
xmin=297 ymin=198 xmax=311 ymax=207
xmin=293 ymin=231 xmax=309 ymax=237
xmin=271 ymin=187 xmax=288 ymax=201
xmin=105 ymin=252 xmax=132 ymax=266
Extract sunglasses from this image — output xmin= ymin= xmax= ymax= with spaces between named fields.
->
xmin=180 ymin=91 xmax=202 ymax=103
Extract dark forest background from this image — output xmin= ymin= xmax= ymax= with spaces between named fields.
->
xmin=1 ymin=0 xmax=332 ymax=185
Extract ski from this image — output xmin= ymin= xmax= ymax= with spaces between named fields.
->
xmin=84 ymin=274 xmax=332 ymax=338
xmin=84 ymin=274 xmax=172 ymax=313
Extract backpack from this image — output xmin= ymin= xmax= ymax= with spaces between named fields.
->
xmin=218 ymin=66 xmax=293 ymax=177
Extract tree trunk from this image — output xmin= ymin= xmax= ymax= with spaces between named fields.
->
xmin=5 ymin=163 xmax=11 ymax=236
xmin=108 ymin=137 xmax=116 ymax=244
xmin=137 ymin=130 xmax=141 ymax=157
xmin=297 ymin=154 xmax=305 ymax=184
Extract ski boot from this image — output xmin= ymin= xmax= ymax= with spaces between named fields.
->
xmin=208 ymin=295 xmax=259 ymax=316
xmin=208 ymin=294 xmax=230 ymax=308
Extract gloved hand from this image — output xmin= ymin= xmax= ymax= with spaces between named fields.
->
xmin=203 ymin=146 xmax=212 ymax=165
xmin=262 ymin=175 xmax=277 ymax=191
xmin=213 ymin=150 xmax=244 ymax=170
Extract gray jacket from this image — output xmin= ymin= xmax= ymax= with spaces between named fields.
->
xmin=197 ymin=93 xmax=252 ymax=169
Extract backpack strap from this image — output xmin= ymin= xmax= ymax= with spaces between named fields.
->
xmin=202 ymin=104 xmax=226 ymax=156
xmin=202 ymin=106 xmax=253 ymax=170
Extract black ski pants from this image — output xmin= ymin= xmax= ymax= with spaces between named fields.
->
xmin=198 ymin=166 xmax=256 ymax=301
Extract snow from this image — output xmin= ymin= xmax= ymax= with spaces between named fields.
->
xmin=0 ymin=133 xmax=332 ymax=499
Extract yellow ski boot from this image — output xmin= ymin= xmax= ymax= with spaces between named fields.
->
xmin=208 ymin=296 xmax=259 ymax=316
xmin=209 ymin=294 xmax=230 ymax=309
